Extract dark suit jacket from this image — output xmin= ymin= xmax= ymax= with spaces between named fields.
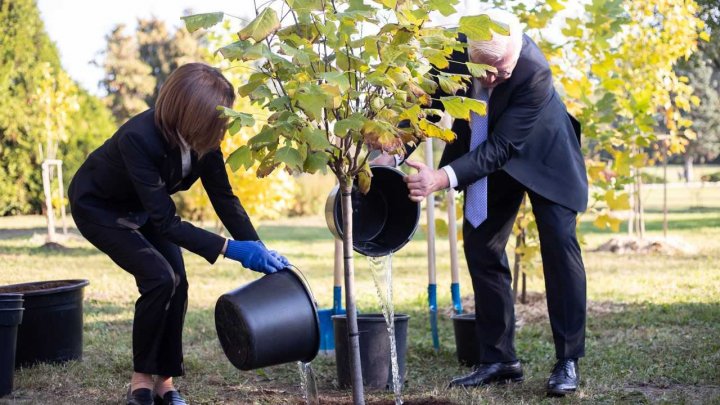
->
xmin=68 ymin=109 xmax=259 ymax=263
xmin=432 ymin=34 xmax=588 ymax=213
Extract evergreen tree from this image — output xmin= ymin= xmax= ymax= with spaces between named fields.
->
xmin=100 ymin=17 xmax=205 ymax=123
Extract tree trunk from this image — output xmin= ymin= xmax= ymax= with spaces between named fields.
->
xmin=663 ymin=141 xmax=668 ymax=238
xmin=683 ymin=155 xmax=694 ymax=183
xmin=340 ymin=179 xmax=364 ymax=405
xmin=636 ymin=170 xmax=645 ymax=239
xmin=512 ymin=232 xmax=523 ymax=303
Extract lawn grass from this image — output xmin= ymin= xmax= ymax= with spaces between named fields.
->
xmin=0 ymin=197 xmax=719 ymax=404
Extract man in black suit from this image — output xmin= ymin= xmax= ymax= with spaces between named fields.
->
xmin=402 ymin=10 xmax=587 ymax=396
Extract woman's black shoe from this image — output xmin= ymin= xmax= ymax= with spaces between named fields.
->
xmin=127 ymin=387 xmax=154 ymax=405
xmin=154 ymin=390 xmax=188 ymax=405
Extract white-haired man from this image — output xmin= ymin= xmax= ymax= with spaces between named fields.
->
xmin=398 ymin=10 xmax=587 ymax=396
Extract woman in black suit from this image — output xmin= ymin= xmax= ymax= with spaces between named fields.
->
xmin=69 ymin=63 xmax=288 ymax=405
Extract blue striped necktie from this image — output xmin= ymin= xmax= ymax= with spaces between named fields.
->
xmin=465 ymin=88 xmax=489 ymax=228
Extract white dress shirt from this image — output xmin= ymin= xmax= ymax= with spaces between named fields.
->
xmin=177 ymin=133 xmax=191 ymax=178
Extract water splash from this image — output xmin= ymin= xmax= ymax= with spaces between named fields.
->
xmin=368 ymin=254 xmax=403 ymax=405
xmin=297 ymin=361 xmax=318 ymax=405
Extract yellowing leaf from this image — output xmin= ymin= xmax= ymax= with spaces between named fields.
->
xmin=437 ymin=75 xmax=465 ymax=95
xmin=440 ymin=96 xmax=486 ymax=120
xmin=593 ymin=213 xmax=621 ymax=232
xmin=419 ymin=119 xmax=455 ymax=142
xmin=357 ymin=163 xmax=372 ymax=194
xmin=466 ymin=62 xmax=496 ymax=78
xmin=604 ymin=190 xmax=630 ymax=210
xmin=238 ymin=8 xmax=280 ymax=42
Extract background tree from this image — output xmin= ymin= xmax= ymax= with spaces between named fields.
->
xmin=553 ymin=0 xmax=704 ymax=237
xmin=677 ymin=0 xmax=718 ymax=180
xmin=100 ymin=17 xmax=205 ymax=124
xmin=0 ymin=0 xmax=115 ymax=216
xmin=99 ymin=25 xmax=155 ymax=123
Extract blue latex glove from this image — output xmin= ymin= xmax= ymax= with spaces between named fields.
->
xmin=224 ymin=240 xmax=284 ymax=274
xmin=268 ymin=250 xmax=291 ymax=267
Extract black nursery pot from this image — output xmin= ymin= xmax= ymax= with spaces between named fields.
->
xmin=333 ymin=314 xmax=410 ymax=390
xmin=0 ymin=307 xmax=23 ymax=397
xmin=0 ymin=279 xmax=89 ymax=368
xmin=215 ymin=267 xmax=320 ymax=370
xmin=451 ymin=313 xmax=480 ymax=367
xmin=325 ymin=166 xmax=420 ymax=257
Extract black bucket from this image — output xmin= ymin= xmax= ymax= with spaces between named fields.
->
xmin=333 ymin=314 xmax=410 ymax=390
xmin=451 ymin=313 xmax=480 ymax=367
xmin=215 ymin=267 xmax=320 ymax=370
xmin=325 ymin=166 xmax=420 ymax=257
xmin=0 ymin=308 xmax=23 ymax=397
xmin=0 ymin=279 xmax=89 ymax=368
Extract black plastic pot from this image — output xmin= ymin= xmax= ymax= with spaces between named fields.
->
xmin=215 ymin=267 xmax=320 ymax=370
xmin=0 ymin=294 xmax=23 ymax=310
xmin=333 ymin=313 xmax=409 ymax=390
xmin=325 ymin=166 xmax=420 ymax=257
xmin=0 ymin=308 xmax=23 ymax=397
xmin=451 ymin=313 xmax=480 ymax=367
xmin=0 ymin=280 xmax=89 ymax=368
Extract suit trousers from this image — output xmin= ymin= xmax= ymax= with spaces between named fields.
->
xmin=75 ymin=217 xmax=188 ymax=376
xmin=463 ymin=170 xmax=586 ymax=363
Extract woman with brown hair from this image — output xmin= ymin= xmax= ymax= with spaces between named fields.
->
xmin=69 ymin=63 xmax=289 ymax=405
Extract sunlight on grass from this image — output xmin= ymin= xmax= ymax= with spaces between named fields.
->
xmin=1 ymin=205 xmax=718 ymax=404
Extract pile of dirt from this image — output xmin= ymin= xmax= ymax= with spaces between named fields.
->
xmin=594 ymin=236 xmax=697 ymax=255
xmin=444 ymin=292 xmax=625 ymax=329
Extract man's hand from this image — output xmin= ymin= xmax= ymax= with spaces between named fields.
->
xmin=403 ymin=160 xmax=450 ymax=202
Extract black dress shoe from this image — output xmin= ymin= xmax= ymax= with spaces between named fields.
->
xmin=547 ymin=358 xmax=579 ymax=396
xmin=449 ymin=361 xmax=524 ymax=388
xmin=127 ymin=387 xmax=154 ymax=405
xmin=154 ymin=390 xmax=188 ymax=405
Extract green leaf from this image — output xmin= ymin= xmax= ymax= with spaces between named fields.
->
xmin=437 ymin=75 xmax=465 ymax=95
xmin=301 ymin=127 xmax=331 ymax=150
xmin=459 ymin=14 xmax=510 ymax=41
xmin=182 ymin=12 xmax=224 ymax=33
xmin=334 ymin=114 xmax=365 ymax=137
xmin=226 ymin=145 xmax=253 ymax=171
xmin=428 ymin=0 xmax=458 ymax=17
xmin=216 ymin=106 xmax=255 ymax=126
xmin=440 ymin=96 xmax=486 ymax=120
xmin=287 ymin=0 xmax=324 ymax=11
xmin=321 ymin=72 xmax=351 ymax=92
xmin=275 ymin=146 xmax=303 ymax=169
xmin=304 ymin=151 xmax=329 ymax=173
xmin=295 ymin=84 xmax=326 ymax=121
xmin=237 ymin=73 xmax=267 ymax=97
xmin=238 ymin=8 xmax=280 ymax=42
xmin=218 ymin=41 xmax=269 ymax=61
xmin=466 ymin=62 xmax=497 ymax=78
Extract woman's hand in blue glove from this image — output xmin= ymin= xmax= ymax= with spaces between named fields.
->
xmin=268 ymin=250 xmax=290 ymax=267
xmin=224 ymin=240 xmax=284 ymax=274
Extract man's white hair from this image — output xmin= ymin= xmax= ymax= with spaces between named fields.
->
xmin=467 ymin=9 xmax=523 ymax=64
